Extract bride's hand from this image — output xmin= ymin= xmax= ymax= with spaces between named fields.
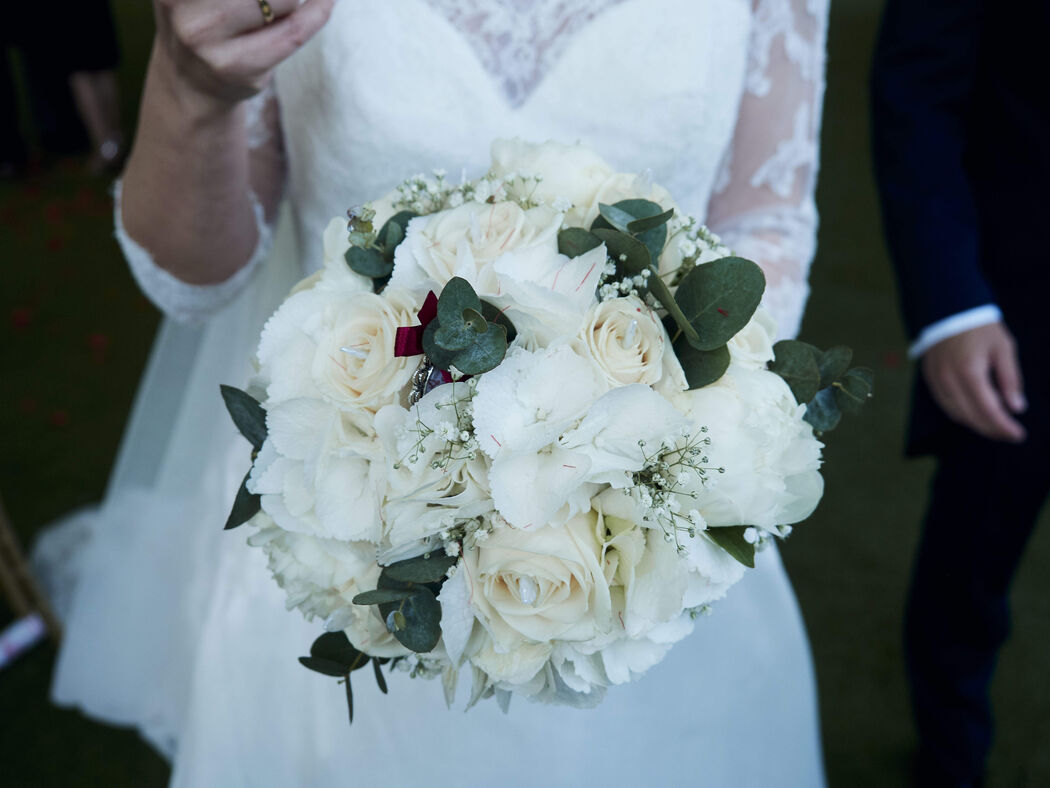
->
xmin=153 ymin=0 xmax=335 ymax=109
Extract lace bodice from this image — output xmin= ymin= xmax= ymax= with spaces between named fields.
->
xmin=121 ymin=0 xmax=828 ymax=338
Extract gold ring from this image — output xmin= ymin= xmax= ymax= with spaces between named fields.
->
xmin=256 ymin=0 xmax=275 ymax=24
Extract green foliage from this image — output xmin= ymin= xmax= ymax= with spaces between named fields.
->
xmin=769 ymin=341 xmax=874 ymax=436
xmin=592 ymin=199 xmax=671 ymax=265
xmin=224 ymin=470 xmax=260 ymax=531
xmin=382 ymin=552 xmax=459 ymax=584
xmin=705 ymin=526 xmax=756 ymax=569
xmin=769 ymin=340 xmax=821 ymax=404
xmin=834 ymin=367 xmax=874 ymax=414
xmin=219 ymin=385 xmax=267 ymax=530
xmin=219 ymin=385 xmax=267 ymax=450
xmin=557 ymin=227 xmax=602 ymax=258
xmin=344 ymin=210 xmax=417 ymax=292
xmin=672 ymin=257 xmax=765 ymax=351
xmin=297 ymin=631 xmax=388 ymax=724
xmin=352 ymin=550 xmax=458 ymax=656
xmin=421 ymin=277 xmax=509 ymax=375
xmin=673 ymin=336 xmax=730 ymax=390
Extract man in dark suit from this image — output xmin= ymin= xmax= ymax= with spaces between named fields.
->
xmin=871 ymin=1 xmax=1049 ymax=785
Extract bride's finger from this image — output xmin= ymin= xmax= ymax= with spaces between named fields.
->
xmin=167 ymin=0 xmax=301 ymax=44
xmin=218 ymin=0 xmax=335 ymax=76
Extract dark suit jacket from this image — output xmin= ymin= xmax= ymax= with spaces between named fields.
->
xmin=871 ymin=0 xmax=1050 ymax=453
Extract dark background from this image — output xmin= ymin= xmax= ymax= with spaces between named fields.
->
xmin=2 ymin=1 xmax=1048 ymax=785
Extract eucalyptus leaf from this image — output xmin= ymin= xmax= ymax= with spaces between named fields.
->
xmin=817 ymin=346 xmax=853 ymax=390
xmin=383 ymin=552 xmax=459 ymax=584
xmin=449 ymin=323 xmax=507 ymax=375
xmin=705 ymin=526 xmax=756 ymax=569
xmin=385 ymin=588 xmax=442 ymax=654
xmin=626 ymin=207 xmax=675 ymax=234
xmin=433 ymin=321 xmax=476 ymax=352
xmin=769 ymin=340 xmax=822 ymax=404
xmin=298 ymin=656 xmax=350 ymax=678
xmin=673 ymin=257 xmax=765 ymax=351
xmin=372 ymin=658 xmax=389 ymax=695
xmin=220 ymin=385 xmax=267 ymax=450
xmin=310 ymin=631 xmax=369 ymax=670
xmin=352 ymin=588 xmax=414 ymax=606
xmin=345 ymin=245 xmax=392 ymax=279
xmin=481 ymin=300 xmax=517 ymax=344
xmin=592 ymin=229 xmax=651 ymax=274
xmin=649 ymin=274 xmax=699 ymax=347
xmin=833 ymin=367 xmax=874 ymax=414
xmin=673 ymin=337 xmax=730 ymax=390
xmin=558 ymin=227 xmax=602 ymax=258
xmin=224 ymin=469 xmax=260 ymax=530
xmin=804 ymin=388 xmax=842 ymax=433
xmin=592 ymin=199 xmax=669 ymax=264
xmin=345 ymin=674 xmax=354 ymax=724
xmin=462 ymin=308 xmax=488 ymax=333
xmin=378 ymin=220 xmax=403 ymax=257
xmin=421 ymin=321 xmax=457 ymax=371
xmin=437 ymin=277 xmax=483 ymax=327
xmin=596 ymin=202 xmax=637 ymax=233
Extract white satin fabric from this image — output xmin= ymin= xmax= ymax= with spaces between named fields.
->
xmin=41 ymin=1 xmax=829 ymax=784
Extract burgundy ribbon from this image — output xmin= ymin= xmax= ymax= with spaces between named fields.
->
xmin=394 ymin=291 xmax=438 ymax=358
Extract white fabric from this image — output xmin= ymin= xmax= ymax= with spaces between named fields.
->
xmin=908 ymin=304 xmax=1004 ymax=359
xmin=41 ymin=1 xmax=830 ymax=785
xmin=115 ymin=181 xmax=274 ymax=324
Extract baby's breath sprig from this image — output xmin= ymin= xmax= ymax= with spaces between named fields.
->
xmin=623 ymin=427 xmax=724 ymax=552
xmin=392 ymin=381 xmax=479 ymax=472
xmin=663 ymin=213 xmax=732 ymax=285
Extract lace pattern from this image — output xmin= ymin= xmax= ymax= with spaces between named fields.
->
xmin=708 ymin=0 xmax=828 ymax=339
xmin=114 ymin=180 xmax=273 ymax=323
xmin=422 ymin=0 xmax=628 ymax=107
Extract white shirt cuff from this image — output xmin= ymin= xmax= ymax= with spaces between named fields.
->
xmin=908 ymin=304 xmax=1003 ymax=359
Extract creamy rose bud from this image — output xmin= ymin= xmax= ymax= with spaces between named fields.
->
xmin=310 ymin=287 xmax=419 ymax=412
xmin=726 ymin=307 xmax=777 ymax=370
xmin=578 ymin=296 xmax=666 ymax=386
xmin=489 ymin=139 xmax=616 ymax=225
xmin=581 ymin=172 xmax=678 ymax=228
xmin=463 ymin=511 xmax=613 ymax=652
xmin=400 ymin=200 xmax=562 ymax=296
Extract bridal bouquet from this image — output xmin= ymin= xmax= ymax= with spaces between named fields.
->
xmin=221 ymin=140 xmax=871 ymax=720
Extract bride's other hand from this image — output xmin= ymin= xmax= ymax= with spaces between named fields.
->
xmin=154 ymin=0 xmax=335 ymax=110
xmin=121 ymin=0 xmax=334 ymax=292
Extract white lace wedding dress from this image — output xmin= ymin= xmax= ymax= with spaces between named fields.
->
xmin=40 ymin=1 xmax=829 ymax=785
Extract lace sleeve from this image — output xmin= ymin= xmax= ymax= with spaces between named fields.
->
xmin=706 ymin=0 xmax=829 ymax=340
xmin=116 ymin=85 xmax=285 ymax=324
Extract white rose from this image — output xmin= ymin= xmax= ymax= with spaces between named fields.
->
xmin=489 ymin=139 xmax=615 ymax=225
xmin=726 ymin=307 xmax=777 ymax=370
xmin=393 ymin=200 xmax=562 ymax=297
xmin=308 ymin=287 xmax=420 ymax=412
xmin=577 ymin=296 xmax=667 ymax=386
xmin=463 ymin=510 xmax=613 ymax=654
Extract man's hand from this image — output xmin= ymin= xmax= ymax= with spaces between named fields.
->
xmin=921 ymin=322 xmax=1027 ymax=442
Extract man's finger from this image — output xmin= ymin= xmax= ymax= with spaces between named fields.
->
xmin=991 ymin=339 xmax=1027 ymax=414
xmin=961 ymin=366 xmax=1027 ymax=442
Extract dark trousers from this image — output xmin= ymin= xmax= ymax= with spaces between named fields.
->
xmin=905 ymin=425 xmax=1050 ymax=780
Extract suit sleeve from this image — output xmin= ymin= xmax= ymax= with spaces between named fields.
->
xmin=870 ymin=0 xmax=996 ymax=342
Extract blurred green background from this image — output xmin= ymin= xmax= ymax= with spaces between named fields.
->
xmin=1 ymin=1 xmax=1048 ymax=785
